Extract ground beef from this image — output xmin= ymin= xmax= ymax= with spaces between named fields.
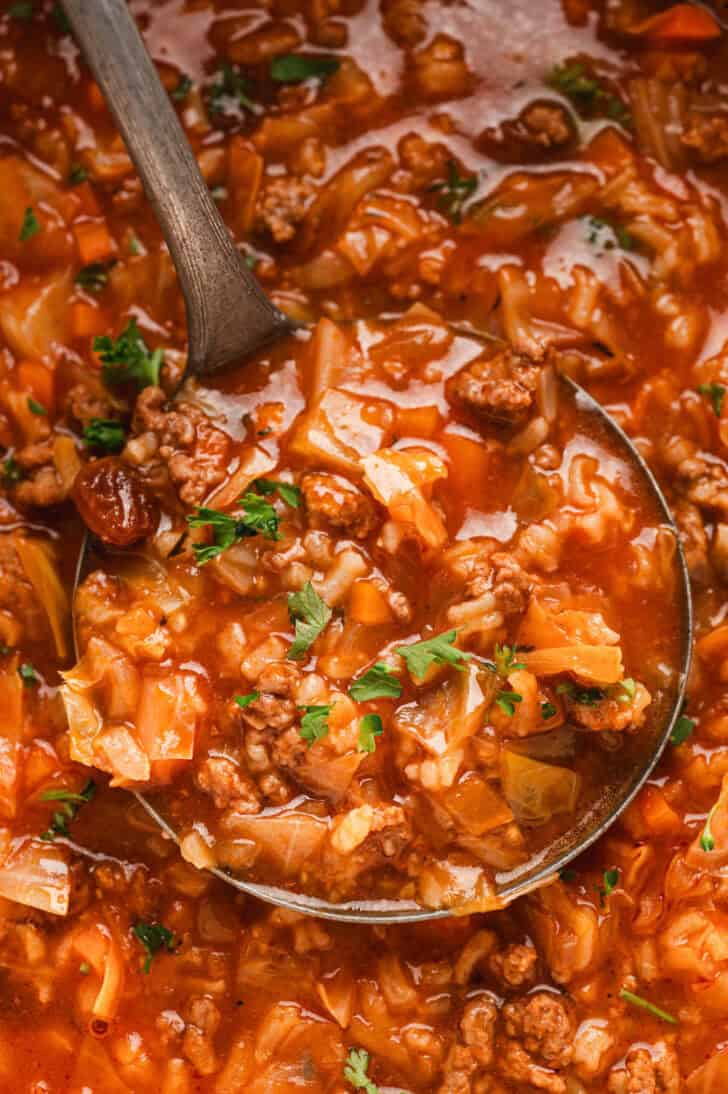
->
xmin=607 ymin=1045 xmax=681 ymax=1094
xmin=255 ymin=176 xmax=314 ymax=243
xmin=195 ymin=754 xmax=261 ymax=813
xmin=0 ymin=533 xmax=47 ymax=644
xmin=128 ymin=387 xmax=231 ymax=506
xmin=497 ymin=1039 xmax=566 ymax=1094
xmin=182 ymin=995 xmax=221 ymax=1077
xmin=450 ymin=348 xmax=541 ymax=426
xmin=301 ymin=471 xmax=380 ymax=540
xmin=238 ymin=662 xmax=301 ymax=732
xmin=399 ymin=133 xmax=451 ymax=188
xmin=520 ymin=102 xmax=573 ymax=148
xmin=64 ymin=381 xmax=120 ymax=427
xmin=488 ymin=943 xmax=539 ymax=990
xmin=682 ymin=113 xmax=728 ymax=163
xmin=12 ymin=440 xmax=68 ymax=508
xmin=502 ymin=992 xmax=574 ymax=1069
xmin=437 ymin=997 xmax=498 ymax=1093
xmin=488 ymin=552 xmax=531 ymax=613
xmin=661 ymin=437 xmax=728 ymax=518
xmin=673 ymin=498 xmax=710 ymax=584
xmin=565 ymin=687 xmax=647 ymax=732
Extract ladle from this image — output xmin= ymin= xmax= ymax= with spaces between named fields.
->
xmin=63 ymin=0 xmax=693 ymax=923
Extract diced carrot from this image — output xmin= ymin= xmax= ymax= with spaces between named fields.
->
xmin=395 ymin=404 xmax=442 ymax=438
xmin=87 ymin=81 xmax=107 ymax=112
xmin=72 ymin=182 xmax=101 ymax=218
xmin=638 ymin=785 xmax=683 ymax=836
xmin=349 ymin=580 xmax=393 ymax=625
xmin=698 ymin=622 xmax=728 ymax=661
xmin=71 ymin=301 xmax=107 ymax=339
xmin=582 ymin=127 xmax=635 ymax=176
xmin=633 ymin=3 xmax=721 ymax=41
xmin=227 ymin=136 xmax=263 ymax=234
xmin=17 ymin=360 xmax=55 ymax=412
xmin=73 ymin=219 xmax=116 ymax=265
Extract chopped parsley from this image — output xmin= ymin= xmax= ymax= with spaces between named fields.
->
xmin=395 ymin=630 xmax=471 ymax=680
xmin=548 ymin=61 xmax=630 ymax=125
xmin=27 ymin=397 xmax=46 ymax=416
xmin=299 ymin=704 xmax=332 ymax=746
xmin=670 ymin=711 xmax=695 ymax=746
xmin=493 ymin=642 xmax=526 ymax=677
xmin=619 ymin=988 xmax=677 ymax=1025
xmin=2 ymin=455 xmax=22 ymax=483
xmin=83 ymin=418 xmax=127 ymax=453
xmin=209 ymin=63 xmax=256 ymax=116
xmin=270 ymin=54 xmax=340 ymax=83
xmin=171 ymin=74 xmax=192 ymax=101
xmin=75 ymin=263 xmax=111 ymax=293
xmin=699 ymin=382 xmax=726 ymax=418
xmin=541 ymin=700 xmax=557 ymax=720
xmin=600 ymin=867 xmax=619 ymax=903
xmin=8 ymin=2 xmax=33 ymax=20
xmin=496 ymin=690 xmax=523 ymax=717
xmin=559 ymin=866 xmax=577 ymax=882
xmin=616 ymin=678 xmax=637 ymax=703
xmin=18 ymin=662 xmax=38 ymax=686
xmin=40 ymin=779 xmax=95 ymax=841
xmin=68 ymin=164 xmax=88 ymax=186
xmin=349 ymin=663 xmax=402 ymax=702
xmin=700 ymin=804 xmax=716 ymax=852
xmin=52 ymin=2 xmax=71 ymax=34
xmin=94 ymin=318 xmax=163 ymax=390
xmin=585 ymin=216 xmax=634 ymax=252
xmin=19 ymin=206 xmax=40 ymax=242
xmin=287 ymin=581 xmax=332 ymax=660
xmin=234 ymin=691 xmax=260 ymax=709
xmin=132 ymin=921 xmax=175 ymax=974
xmin=430 ymin=160 xmax=478 ymax=223
xmin=358 ymin=713 xmax=383 ymax=753
xmin=557 ymin=681 xmax=603 ymax=706
xmin=253 ymin=478 xmax=301 ymax=508
xmin=344 ymin=1048 xmax=380 ymax=1094
xmin=187 ymin=492 xmax=281 ymax=564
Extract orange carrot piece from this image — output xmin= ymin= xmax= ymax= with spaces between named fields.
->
xmin=227 ymin=136 xmax=263 ymax=234
xmin=73 ymin=220 xmax=116 ymax=265
xmin=72 ymin=182 xmax=101 ymax=218
xmin=87 ymin=81 xmax=106 ymax=112
xmin=634 ymin=3 xmax=721 ymax=41
xmin=71 ymin=301 xmax=107 ymax=339
xmin=17 ymin=360 xmax=55 ymax=411
xmin=698 ymin=622 xmax=728 ymax=661
xmin=638 ymin=785 xmax=683 ymax=836
xmin=582 ymin=127 xmax=635 ymax=176
xmin=349 ymin=580 xmax=393 ymax=625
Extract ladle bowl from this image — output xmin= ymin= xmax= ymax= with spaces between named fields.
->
xmin=63 ymin=0 xmax=693 ymax=923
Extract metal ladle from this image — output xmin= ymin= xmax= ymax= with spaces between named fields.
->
xmin=63 ymin=0 xmax=693 ymax=922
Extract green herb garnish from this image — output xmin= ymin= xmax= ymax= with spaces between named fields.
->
xmin=18 ymin=662 xmax=38 ymax=686
xmin=8 ymin=3 xmax=33 ymax=20
xmin=600 ymin=867 xmax=619 ymax=903
xmin=299 ymin=704 xmax=332 ymax=747
xmin=493 ymin=642 xmax=526 ymax=677
xmin=2 ymin=455 xmax=22 ymax=483
xmin=699 ymin=382 xmax=726 ymax=418
xmin=541 ymin=700 xmax=557 ymax=720
xmin=344 ymin=1048 xmax=380 ymax=1094
xmin=83 ymin=418 xmax=126 ymax=453
xmin=171 ymin=74 xmax=192 ymax=101
xmin=27 ymin=397 xmax=46 ymax=416
xmin=132 ymin=921 xmax=175 ymax=974
xmin=349 ymin=663 xmax=402 ymax=702
xmin=358 ymin=713 xmax=383 ymax=753
xmin=701 ymin=804 xmax=716 ymax=852
xmin=429 ymin=160 xmax=478 ymax=223
xmin=94 ymin=318 xmax=163 ymax=390
xmin=253 ymin=478 xmax=301 ymax=508
xmin=187 ymin=492 xmax=281 ymax=564
xmin=68 ymin=164 xmax=88 ymax=186
xmin=270 ymin=54 xmax=340 ymax=83
xmin=234 ymin=691 xmax=259 ymax=709
xmin=496 ymin=690 xmax=523 ymax=717
xmin=287 ymin=581 xmax=332 ymax=660
xmin=19 ymin=206 xmax=40 ymax=242
xmin=619 ymin=988 xmax=677 ymax=1025
xmin=396 ymin=630 xmax=471 ymax=680
xmin=670 ymin=712 xmax=695 ymax=746
xmin=75 ymin=263 xmax=111 ymax=293
xmin=548 ymin=61 xmax=630 ymax=125
xmin=209 ymin=63 xmax=256 ymax=116
xmin=40 ymin=779 xmax=95 ymax=841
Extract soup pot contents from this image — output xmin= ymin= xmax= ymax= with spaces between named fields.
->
xmin=0 ymin=0 xmax=724 ymax=1089
xmin=70 ymin=316 xmax=681 ymax=910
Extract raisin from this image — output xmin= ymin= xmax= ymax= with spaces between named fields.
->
xmin=72 ymin=457 xmax=156 ymax=546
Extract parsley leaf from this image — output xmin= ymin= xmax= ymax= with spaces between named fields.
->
xmin=287 ymin=581 xmax=332 ymax=660
xmin=670 ymin=711 xmax=695 ymax=746
xmin=548 ymin=61 xmax=630 ymax=125
xmin=349 ymin=663 xmax=402 ymax=702
xmin=270 ymin=54 xmax=340 ymax=83
xmin=83 ymin=418 xmax=126 ymax=453
xmin=701 ymin=804 xmax=716 ymax=852
xmin=40 ymin=779 xmax=95 ymax=841
xmin=187 ymin=492 xmax=281 ymax=564
xmin=94 ymin=318 xmax=163 ymax=390
xmin=619 ymin=988 xmax=677 ymax=1025
xmin=171 ymin=74 xmax=192 ymax=101
xmin=616 ymin=678 xmax=637 ymax=703
xmin=358 ymin=713 xmax=383 ymax=753
xmin=496 ymin=690 xmax=522 ymax=717
xmin=699 ymin=382 xmax=726 ymax=417
xmin=234 ymin=691 xmax=259 ymax=708
xmin=585 ymin=216 xmax=634 ymax=252
xmin=52 ymin=2 xmax=70 ymax=34
xmin=559 ymin=866 xmax=577 ymax=882
xmin=132 ymin=921 xmax=175 ymax=974
xmin=344 ymin=1047 xmax=379 ymax=1094
xmin=19 ymin=206 xmax=40 ymax=242
xmin=75 ymin=263 xmax=111 ymax=293
xmin=493 ymin=642 xmax=525 ymax=677
xmin=27 ymin=397 xmax=46 ymax=416
xmin=2 ymin=455 xmax=22 ymax=483
xmin=541 ymin=700 xmax=557 ymax=720
xmin=299 ymin=704 xmax=332 ymax=746
xmin=253 ymin=478 xmax=301 ymax=508
xmin=430 ymin=160 xmax=478 ymax=223
xmin=209 ymin=63 xmax=256 ymax=116
xmin=557 ymin=681 xmax=605 ymax=706
xmin=8 ymin=2 xmax=33 ymax=20
xmin=68 ymin=163 xmax=88 ymax=186
xmin=600 ymin=866 xmax=619 ymax=903
xmin=396 ymin=630 xmax=471 ymax=680
xmin=18 ymin=662 xmax=38 ymax=687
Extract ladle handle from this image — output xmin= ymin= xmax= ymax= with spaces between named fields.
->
xmin=61 ymin=0 xmax=292 ymax=375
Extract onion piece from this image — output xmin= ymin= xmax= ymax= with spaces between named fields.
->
xmin=0 ymin=837 xmax=70 ymax=916
xmin=15 ymin=536 xmax=70 ymax=659
xmin=628 ymin=77 xmax=688 ymax=170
